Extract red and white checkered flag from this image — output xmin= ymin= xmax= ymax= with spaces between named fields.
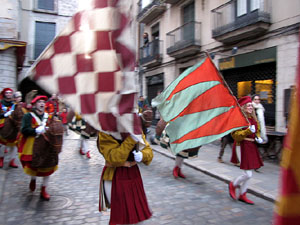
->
xmin=27 ymin=0 xmax=143 ymax=141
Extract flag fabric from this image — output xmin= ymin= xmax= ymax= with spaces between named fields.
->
xmin=273 ymin=32 xmax=300 ymax=224
xmin=152 ymin=56 xmax=249 ymax=155
xmin=27 ymin=0 xmax=143 ymax=141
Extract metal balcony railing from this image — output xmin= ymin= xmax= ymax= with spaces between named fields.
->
xmin=211 ymin=0 xmax=271 ymax=38
xmin=137 ymin=0 xmax=163 ymax=18
xmin=166 ymin=21 xmax=201 ymax=55
xmin=140 ymin=39 xmax=163 ymax=66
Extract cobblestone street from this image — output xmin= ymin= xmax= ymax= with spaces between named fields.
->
xmin=0 ymin=134 xmax=275 ymax=225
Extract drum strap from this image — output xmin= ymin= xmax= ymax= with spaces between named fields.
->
xmin=30 ymin=112 xmax=49 ymax=127
xmin=1 ymin=103 xmax=15 ymax=112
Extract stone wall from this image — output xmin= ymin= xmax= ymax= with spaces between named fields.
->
xmin=0 ymin=48 xmax=17 ymax=90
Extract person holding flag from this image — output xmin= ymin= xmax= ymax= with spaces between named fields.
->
xmin=97 ymin=125 xmax=153 ymax=225
xmin=228 ymin=96 xmax=264 ymax=204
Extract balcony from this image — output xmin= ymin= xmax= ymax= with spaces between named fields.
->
xmin=162 ymin=0 xmax=182 ymax=4
xmin=211 ymin=0 xmax=271 ymax=44
xmin=137 ymin=0 xmax=166 ymax=24
xmin=166 ymin=21 xmax=201 ymax=59
xmin=140 ymin=39 xmax=163 ymax=68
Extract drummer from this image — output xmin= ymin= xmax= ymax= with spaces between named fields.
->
xmin=0 ymin=88 xmax=18 ymax=168
xmin=18 ymin=95 xmax=60 ymax=200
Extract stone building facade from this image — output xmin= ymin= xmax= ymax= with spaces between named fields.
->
xmin=0 ymin=0 xmax=78 ymax=93
xmin=136 ymin=0 xmax=300 ymax=132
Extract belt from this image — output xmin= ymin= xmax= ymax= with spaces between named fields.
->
xmin=105 ymin=161 xmax=137 ymax=168
xmin=244 ymin=138 xmax=255 ymax=142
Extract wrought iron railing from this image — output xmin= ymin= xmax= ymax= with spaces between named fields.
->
xmin=211 ymin=0 xmax=271 ymax=37
xmin=166 ymin=21 xmax=201 ymax=53
xmin=140 ymin=39 xmax=163 ymax=65
xmin=137 ymin=0 xmax=163 ymax=18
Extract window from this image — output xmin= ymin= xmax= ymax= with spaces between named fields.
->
xmin=141 ymin=0 xmax=152 ymax=9
xmin=237 ymin=0 xmax=261 ymax=17
xmin=255 ymin=79 xmax=273 ymax=104
xmin=237 ymin=81 xmax=251 ymax=98
xmin=237 ymin=0 xmax=247 ymax=17
xmin=37 ymin=0 xmax=55 ymax=11
xmin=34 ymin=22 xmax=56 ymax=59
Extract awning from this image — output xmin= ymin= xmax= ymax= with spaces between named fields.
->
xmin=0 ymin=39 xmax=27 ymax=67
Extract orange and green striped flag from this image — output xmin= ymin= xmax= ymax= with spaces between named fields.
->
xmin=152 ymin=56 xmax=249 ymax=155
xmin=273 ymin=32 xmax=300 ymax=224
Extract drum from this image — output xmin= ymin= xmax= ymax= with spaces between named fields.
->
xmin=0 ymin=103 xmax=24 ymax=140
xmin=31 ymin=117 xmax=63 ymax=168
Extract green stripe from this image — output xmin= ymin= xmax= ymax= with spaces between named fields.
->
xmin=155 ymin=81 xmax=220 ymax=122
xmin=151 ymin=59 xmax=206 ymax=108
xmin=169 ymin=127 xmax=246 ymax=155
xmin=166 ymin=106 xmax=233 ymax=143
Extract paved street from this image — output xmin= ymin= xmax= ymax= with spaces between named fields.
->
xmin=0 ymin=132 xmax=275 ymax=225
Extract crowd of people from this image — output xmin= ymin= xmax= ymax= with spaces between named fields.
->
xmin=0 ymin=88 xmax=155 ymax=225
xmin=0 ymin=87 xmax=269 ymax=224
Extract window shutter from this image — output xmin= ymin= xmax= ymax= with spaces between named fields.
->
xmin=34 ymin=22 xmax=56 ymax=59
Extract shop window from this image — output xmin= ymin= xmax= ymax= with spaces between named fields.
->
xmin=255 ymin=79 xmax=273 ymax=104
xmin=237 ymin=81 xmax=251 ymax=98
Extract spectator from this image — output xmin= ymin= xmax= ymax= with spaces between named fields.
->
xmin=252 ymin=94 xmax=268 ymax=144
xmin=138 ymin=95 xmax=150 ymax=113
xmin=143 ymin=32 xmax=150 ymax=57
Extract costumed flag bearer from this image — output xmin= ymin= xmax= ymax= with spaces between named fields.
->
xmin=18 ymin=95 xmax=63 ymax=200
xmin=228 ymin=96 xmax=264 ymax=205
xmin=98 ymin=112 xmax=153 ymax=225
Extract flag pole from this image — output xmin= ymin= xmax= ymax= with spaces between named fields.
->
xmin=204 ymin=51 xmax=250 ymax=125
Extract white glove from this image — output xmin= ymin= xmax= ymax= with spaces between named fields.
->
xmin=133 ymin=150 xmax=143 ymax=163
xmin=255 ymin=137 xmax=263 ymax=144
xmin=4 ymin=110 xmax=13 ymax=117
xmin=35 ymin=126 xmax=46 ymax=134
xmin=249 ymin=125 xmax=256 ymax=133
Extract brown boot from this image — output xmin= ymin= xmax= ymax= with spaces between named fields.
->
xmin=9 ymin=159 xmax=18 ymax=168
xmin=0 ymin=157 xmax=3 ymax=168
xmin=29 ymin=179 xmax=36 ymax=192
xmin=238 ymin=193 xmax=254 ymax=204
xmin=40 ymin=186 xmax=50 ymax=201
xmin=173 ymin=166 xmax=179 ymax=178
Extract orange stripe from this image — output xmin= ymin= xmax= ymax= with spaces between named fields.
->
xmin=167 ymin=58 xmax=222 ymax=101
xmin=172 ymin=107 xmax=248 ymax=144
xmin=171 ymin=84 xmax=236 ymax=121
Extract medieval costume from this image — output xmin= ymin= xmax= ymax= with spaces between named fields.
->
xmin=218 ymin=133 xmax=234 ymax=163
xmin=228 ymin=96 xmax=264 ymax=205
xmin=0 ymin=88 xmax=19 ymax=168
xmin=69 ymin=112 xmax=93 ymax=158
xmin=98 ymin=131 xmax=153 ymax=225
xmin=18 ymin=95 xmax=63 ymax=200
xmin=152 ymin=118 xmax=200 ymax=179
xmin=45 ymin=93 xmax=60 ymax=116
xmin=59 ymin=108 xmax=68 ymax=136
